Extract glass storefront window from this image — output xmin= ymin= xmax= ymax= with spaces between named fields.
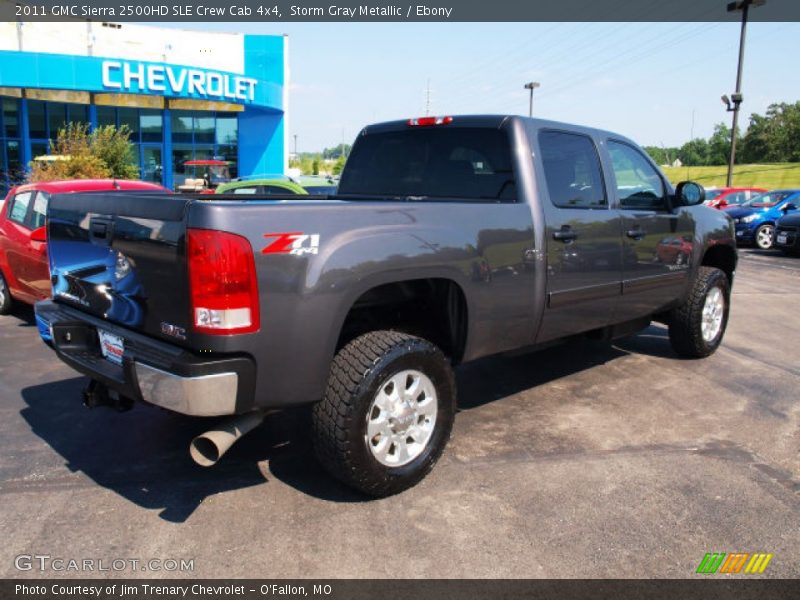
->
xmin=66 ymin=103 xmax=88 ymax=124
xmin=172 ymin=143 xmax=194 ymax=187
xmin=97 ymin=106 xmax=116 ymax=128
xmin=193 ymin=115 xmax=215 ymax=144
xmin=30 ymin=142 xmax=48 ymax=160
xmin=141 ymin=146 xmax=163 ymax=184
xmin=216 ymin=115 xmax=238 ymax=146
xmin=28 ymin=101 xmax=46 ymax=139
xmin=140 ymin=111 xmax=162 ymax=143
xmin=118 ymin=108 xmax=139 ymax=137
xmin=48 ymin=103 xmax=67 ymax=139
xmin=6 ymin=140 xmax=21 ymax=181
xmin=3 ymin=98 xmax=19 ymax=138
xmin=171 ymin=111 xmax=193 ymax=144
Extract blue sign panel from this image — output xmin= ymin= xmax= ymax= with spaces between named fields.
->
xmin=0 ymin=50 xmax=283 ymax=110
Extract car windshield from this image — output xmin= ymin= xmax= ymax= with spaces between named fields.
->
xmin=743 ymin=191 xmax=792 ymax=208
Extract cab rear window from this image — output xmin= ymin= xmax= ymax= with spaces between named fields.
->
xmin=338 ymin=127 xmax=516 ymax=202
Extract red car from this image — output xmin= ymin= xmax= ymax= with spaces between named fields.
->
xmin=703 ymin=187 xmax=766 ymax=210
xmin=0 ymin=179 xmax=168 ymax=313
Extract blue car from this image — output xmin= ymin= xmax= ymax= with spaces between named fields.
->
xmin=724 ymin=189 xmax=800 ymax=249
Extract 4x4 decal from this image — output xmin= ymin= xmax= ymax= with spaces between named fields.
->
xmin=262 ymin=232 xmax=320 ymax=256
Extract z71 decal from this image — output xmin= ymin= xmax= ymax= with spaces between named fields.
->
xmin=262 ymin=232 xmax=320 ymax=256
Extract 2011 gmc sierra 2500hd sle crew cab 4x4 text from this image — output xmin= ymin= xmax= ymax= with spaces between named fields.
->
xmin=35 ymin=115 xmax=736 ymax=496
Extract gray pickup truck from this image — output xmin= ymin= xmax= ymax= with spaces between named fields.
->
xmin=36 ymin=115 xmax=736 ymax=496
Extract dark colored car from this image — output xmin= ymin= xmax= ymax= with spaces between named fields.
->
xmin=36 ymin=115 xmax=736 ymax=497
xmin=774 ymin=208 xmax=800 ymax=255
xmin=724 ymin=190 xmax=800 ymax=249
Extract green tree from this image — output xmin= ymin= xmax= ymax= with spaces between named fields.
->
xmin=331 ymin=155 xmax=347 ymax=175
xmin=678 ymin=138 xmax=710 ymax=167
xmin=28 ymin=122 xmax=139 ymax=182
xmin=644 ymin=146 xmax=679 ymax=165
xmin=90 ymin=124 xmax=139 ymax=179
xmin=28 ymin=122 xmax=109 ymax=181
xmin=707 ymin=122 xmax=742 ymax=166
xmin=741 ymin=102 xmax=800 ymax=163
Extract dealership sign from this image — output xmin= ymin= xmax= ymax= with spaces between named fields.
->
xmin=102 ymin=60 xmax=258 ymax=101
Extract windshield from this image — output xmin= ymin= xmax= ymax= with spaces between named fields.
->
xmin=743 ymin=191 xmax=792 ymax=208
xmin=338 ymin=127 xmax=516 ymax=201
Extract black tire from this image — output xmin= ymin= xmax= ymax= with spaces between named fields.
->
xmin=754 ymin=223 xmax=774 ymax=250
xmin=0 ymin=270 xmax=13 ymax=315
xmin=312 ymin=331 xmax=456 ymax=497
xmin=668 ymin=266 xmax=730 ymax=358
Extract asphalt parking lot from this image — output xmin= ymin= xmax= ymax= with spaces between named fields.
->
xmin=0 ymin=248 xmax=797 ymax=579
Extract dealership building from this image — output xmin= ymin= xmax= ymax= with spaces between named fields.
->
xmin=0 ymin=21 xmax=288 ymax=193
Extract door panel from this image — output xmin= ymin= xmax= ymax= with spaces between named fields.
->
xmin=535 ymin=130 xmax=623 ymax=343
xmin=3 ymin=191 xmax=35 ymax=297
xmin=26 ymin=191 xmax=51 ymax=298
xmin=606 ymin=141 xmax=693 ymax=319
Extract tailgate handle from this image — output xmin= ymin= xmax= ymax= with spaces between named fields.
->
xmin=89 ymin=218 xmax=113 ymax=245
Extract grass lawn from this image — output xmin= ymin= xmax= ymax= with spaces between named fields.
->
xmin=661 ymin=163 xmax=800 ymax=189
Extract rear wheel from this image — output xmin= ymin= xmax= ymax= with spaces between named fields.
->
xmin=668 ymin=266 xmax=730 ymax=358
xmin=312 ymin=330 xmax=456 ymax=497
xmin=0 ymin=271 xmax=13 ymax=314
xmin=755 ymin=224 xmax=774 ymax=249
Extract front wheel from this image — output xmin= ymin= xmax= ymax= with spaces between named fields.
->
xmin=668 ymin=266 xmax=730 ymax=358
xmin=755 ymin=224 xmax=774 ymax=249
xmin=312 ymin=331 xmax=456 ymax=497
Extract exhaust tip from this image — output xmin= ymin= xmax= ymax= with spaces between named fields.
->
xmin=190 ymin=435 xmax=222 ymax=467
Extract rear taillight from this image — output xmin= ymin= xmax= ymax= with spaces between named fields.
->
xmin=407 ymin=116 xmax=453 ymax=126
xmin=187 ymin=228 xmax=260 ymax=335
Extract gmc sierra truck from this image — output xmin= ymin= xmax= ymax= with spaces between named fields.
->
xmin=35 ymin=115 xmax=736 ymax=497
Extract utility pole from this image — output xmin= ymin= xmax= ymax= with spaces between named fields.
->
xmin=524 ymin=81 xmax=540 ymax=117
xmin=293 ymin=134 xmax=298 ymax=156
xmin=723 ymin=0 xmax=765 ymax=187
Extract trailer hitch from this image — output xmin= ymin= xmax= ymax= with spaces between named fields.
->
xmin=83 ymin=379 xmax=133 ymax=412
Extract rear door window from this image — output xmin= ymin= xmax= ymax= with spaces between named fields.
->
xmin=339 ymin=127 xmax=516 ymax=201
xmin=539 ymin=130 xmax=607 ymax=209
xmin=8 ymin=191 xmax=33 ymax=226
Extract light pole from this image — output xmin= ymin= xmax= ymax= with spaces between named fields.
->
xmin=524 ymin=81 xmax=540 ymax=117
xmin=723 ymin=0 xmax=765 ymax=187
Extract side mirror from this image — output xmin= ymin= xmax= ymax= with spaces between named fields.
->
xmin=29 ymin=226 xmax=47 ymax=243
xmin=781 ymin=202 xmax=796 ymax=212
xmin=675 ymin=181 xmax=705 ymax=206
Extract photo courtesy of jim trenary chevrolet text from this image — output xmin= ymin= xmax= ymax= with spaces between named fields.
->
xmin=0 ymin=0 xmax=798 ymax=597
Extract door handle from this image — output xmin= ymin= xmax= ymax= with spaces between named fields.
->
xmin=553 ymin=227 xmax=577 ymax=243
xmin=626 ymin=227 xmax=646 ymax=240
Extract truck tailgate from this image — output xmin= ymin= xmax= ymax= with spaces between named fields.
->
xmin=47 ymin=192 xmax=192 ymax=344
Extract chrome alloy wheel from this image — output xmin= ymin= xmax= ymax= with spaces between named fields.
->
xmin=365 ymin=369 xmax=438 ymax=467
xmin=0 ymin=275 xmax=7 ymax=307
xmin=756 ymin=224 xmax=774 ymax=249
xmin=701 ymin=286 xmax=725 ymax=343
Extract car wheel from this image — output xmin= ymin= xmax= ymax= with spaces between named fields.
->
xmin=755 ymin=224 xmax=774 ymax=249
xmin=0 ymin=270 xmax=13 ymax=315
xmin=668 ymin=266 xmax=730 ymax=358
xmin=312 ymin=330 xmax=456 ymax=497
